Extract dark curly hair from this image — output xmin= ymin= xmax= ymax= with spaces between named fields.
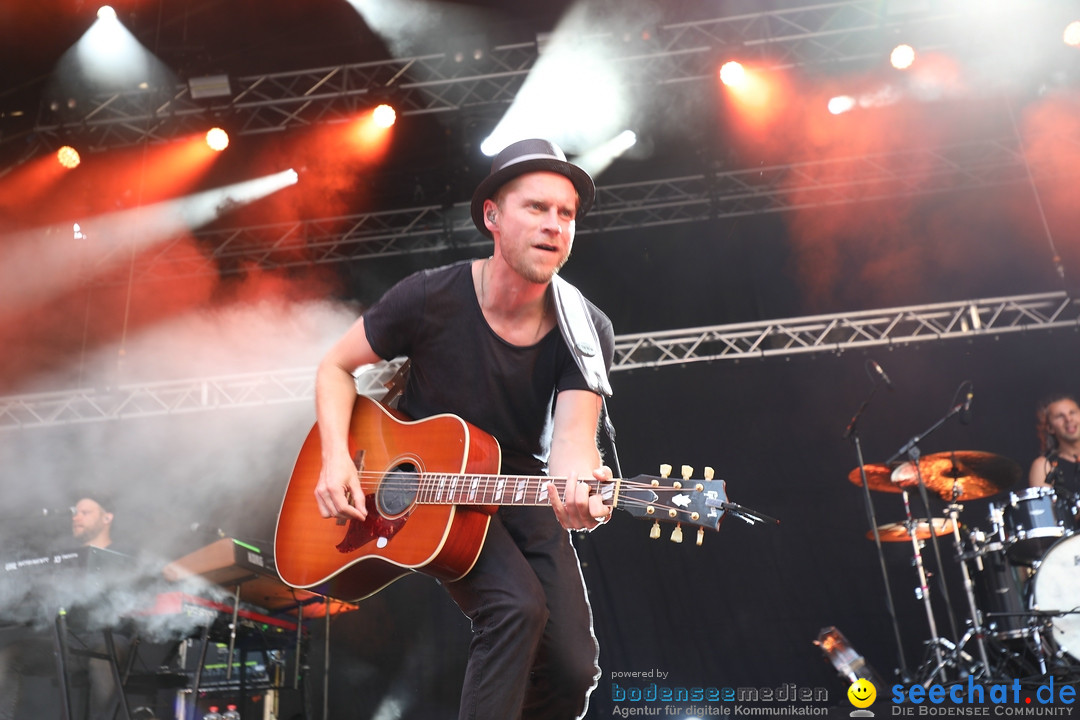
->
xmin=1035 ymin=393 xmax=1078 ymax=454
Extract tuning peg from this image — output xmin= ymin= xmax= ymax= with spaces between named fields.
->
xmin=704 ymin=466 xmax=714 ymax=480
xmin=681 ymin=465 xmax=693 ymax=479
xmin=659 ymin=464 xmax=672 ymax=479
xmin=696 ymin=528 xmax=704 ymax=546
xmin=650 ymin=521 xmax=661 ymax=540
xmin=671 ymin=524 xmax=683 ymax=543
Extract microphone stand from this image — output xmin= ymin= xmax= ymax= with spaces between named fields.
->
xmin=844 ymin=383 xmax=911 ymax=682
xmin=885 ymin=400 xmax=968 ymax=682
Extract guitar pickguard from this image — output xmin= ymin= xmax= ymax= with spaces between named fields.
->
xmin=336 ymin=493 xmax=408 ymax=553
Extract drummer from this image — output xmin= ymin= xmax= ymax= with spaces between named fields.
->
xmin=1029 ymin=393 xmax=1080 ymax=493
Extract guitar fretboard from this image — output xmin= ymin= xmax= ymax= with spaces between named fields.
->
xmin=415 ymin=474 xmax=609 ymax=507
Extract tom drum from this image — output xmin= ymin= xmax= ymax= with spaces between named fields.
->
xmin=993 ymin=487 xmax=1076 ymax=565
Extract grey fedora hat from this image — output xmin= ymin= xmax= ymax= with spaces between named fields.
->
xmin=470 ymin=138 xmax=595 ymax=238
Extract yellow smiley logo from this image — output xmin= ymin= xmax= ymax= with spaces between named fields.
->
xmin=847 ymin=678 xmax=876 ymax=708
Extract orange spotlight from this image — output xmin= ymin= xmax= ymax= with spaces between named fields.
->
xmin=1065 ymin=21 xmax=1080 ymax=47
xmin=890 ymin=44 xmax=916 ymax=70
xmin=205 ymin=127 xmax=230 ymax=152
xmin=347 ymin=112 xmax=394 ymax=161
xmin=719 ymin=61 xmax=746 ymax=88
xmin=718 ymin=61 xmax=791 ymax=134
xmin=372 ymin=103 xmax=396 ymax=129
xmin=57 ymin=146 xmax=81 ymax=169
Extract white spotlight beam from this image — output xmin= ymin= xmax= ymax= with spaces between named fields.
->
xmin=574 ymin=131 xmax=637 ymax=179
xmin=74 ymin=9 xmax=169 ymax=90
xmin=0 ymin=170 xmax=298 ymax=317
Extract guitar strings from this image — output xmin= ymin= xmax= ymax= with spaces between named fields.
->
xmin=338 ymin=472 xmax=706 ymax=516
xmin=348 ymin=470 xmax=705 ymax=491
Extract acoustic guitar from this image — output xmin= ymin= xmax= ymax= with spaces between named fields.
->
xmin=274 ymin=394 xmax=728 ymax=601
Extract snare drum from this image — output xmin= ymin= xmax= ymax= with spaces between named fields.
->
xmin=1031 ymin=534 xmax=1080 ymax=660
xmin=992 ymin=487 xmax=1077 ymax=565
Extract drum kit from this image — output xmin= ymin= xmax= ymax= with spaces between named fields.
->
xmin=849 ymin=450 xmax=1080 ymax=683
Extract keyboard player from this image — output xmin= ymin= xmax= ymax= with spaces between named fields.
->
xmin=0 ymin=491 xmax=130 ymax=720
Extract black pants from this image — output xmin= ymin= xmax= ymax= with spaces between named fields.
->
xmin=445 ymin=506 xmax=600 ymax=720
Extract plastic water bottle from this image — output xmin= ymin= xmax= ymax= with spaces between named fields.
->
xmin=203 ymin=706 xmax=222 ymax=720
xmin=222 ymin=705 xmax=241 ymax=720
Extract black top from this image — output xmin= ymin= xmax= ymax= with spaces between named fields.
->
xmin=363 ymin=261 xmax=614 ymax=476
xmin=1045 ymin=454 xmax=1080 ymax=498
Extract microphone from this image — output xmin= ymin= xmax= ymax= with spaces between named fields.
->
xmin=869 ymin=361 xmax=894 ymax=391
xmin=40 ymin=506 xmax=73 ymax=518
xmin=959 ymin=383 xmax=974 ymax=425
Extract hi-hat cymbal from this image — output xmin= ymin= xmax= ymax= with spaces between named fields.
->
xmin=848 ymin=451 xmax=1020 ymax=501
xmin=869 ymin=518 xmax=957 ymax=542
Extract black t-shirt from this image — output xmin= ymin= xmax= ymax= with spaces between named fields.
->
xmin=1046 ymin=454 xmax=1080 ymax=498
xmin=363 ymin=261 xmax=614 ymax=476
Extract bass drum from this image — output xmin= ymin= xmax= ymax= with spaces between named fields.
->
xmin=1031 ymin=534 xmax=1080 ymax=660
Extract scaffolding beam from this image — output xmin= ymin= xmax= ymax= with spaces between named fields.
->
xmin=86 ymin=132 xmax=1080 ymax=284
xmin=3 ymin=292 xmax=1075 ymax=429
xmin=4 ymin=0 xmax=1042 ymax=154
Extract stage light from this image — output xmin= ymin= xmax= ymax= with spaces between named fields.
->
xmin=814 ymin=627 xmax=884 ymax=687
xmin=827 ymin=96 xmax=856 ymax=115
xmin=57 ymin=146 xmax=81 ymax=169
xmin=372 ymin=103 xmax=396 ymax=129
xmin=74 ymin=6 xmax=170 ymax=93
xmin=719 ymin=60 xmax=746 ymax=88
xmin=572 ymin=130 xmax=638 ymax=177
xmin=188 ymin=74 xmax=231 ymax=100
xmin=448 ymin=35 xmax=488 ymax=64
xmin=612 ymin=130 xmax=637 ymax=152
xmin=1065 ymin=21 xmax=1080 ymax=47
xmin=205 ymin=127 xmax=229 ymax=152
xmin=890 ymin=44 xmax=916 ymax=70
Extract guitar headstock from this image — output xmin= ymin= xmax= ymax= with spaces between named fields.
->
xmin=615 ymin=464 xmax=728 ymax=545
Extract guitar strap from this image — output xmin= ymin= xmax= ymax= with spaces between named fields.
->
xmin=551 ymin=274 xmax=621 ymax=477
xmin=550 ymin=274 xmax=612 ymax=397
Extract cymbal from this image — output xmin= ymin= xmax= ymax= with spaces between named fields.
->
xmin=869 ymin=518 xmax=957 ymax=542
xmin=849 ymin=451 xmax=1020 ymax=501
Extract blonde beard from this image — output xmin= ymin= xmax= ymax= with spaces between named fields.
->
xmin=503 ymin=250 xmax=569 ymax=285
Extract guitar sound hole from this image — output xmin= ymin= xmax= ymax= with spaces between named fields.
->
xmin=378 ymin=463 xmax=419 ymax=516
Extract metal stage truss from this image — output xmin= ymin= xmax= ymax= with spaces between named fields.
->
xmin=3 ymin=291 xmax=1077 ymax=429
xmin=89 ymin=132 xmax=1078 ymax=283
xmin=3 ymin=0 xmax=1054 ymax=156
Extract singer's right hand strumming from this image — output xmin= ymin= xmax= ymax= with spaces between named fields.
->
xmin=313 ymin=316 xmax=383 ymax=521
